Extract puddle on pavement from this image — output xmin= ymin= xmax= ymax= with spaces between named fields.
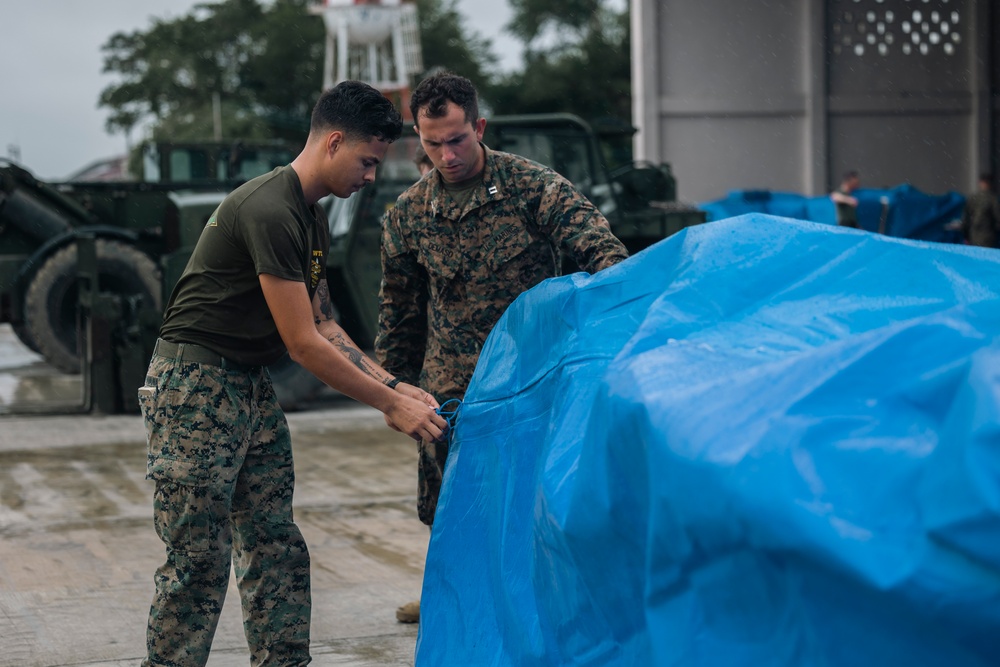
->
xmin=0 ymin=442 xmax=149 ymax=535
xmin=0 ymin=371 xmax=84 ymax=406
xmin=0 ymin=325 xmax=86 ymax=411
xmin=312 ymin=636 xmax=419 ymax=665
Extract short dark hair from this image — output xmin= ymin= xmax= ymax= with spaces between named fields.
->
xmin=979 ymin=172 xmax=994 ymax=185
xmin=843 ymin=170 xmax=860 ymax=181
xmin=409 ymin=71 xmax=479 ymax=126
xmin=311 ymin=80 xmax=402 ymax=143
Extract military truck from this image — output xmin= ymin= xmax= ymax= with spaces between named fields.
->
xmin=0 ymin=141 xmax=297 ymax=373
xmin=272 ymin=113 xmax=707 ymax=407
xmin=1 ymin=114 xmax=704 ymax=411
xmin=323 ymin=113 xmax=704 ymax=348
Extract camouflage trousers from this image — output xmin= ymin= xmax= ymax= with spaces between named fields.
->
xmin=417 ymin=436 xmax=449 ymax=526
xmin=138 ymin=354 xmax=311 ymax=667
xmin=417 ymin=396 xmax=461 ymax=526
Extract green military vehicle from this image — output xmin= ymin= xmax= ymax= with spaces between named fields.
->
xmin=325 ymin=113 xmax=704 ymax=347
xmin=0 ymin=141 xmax=296 ymax=374
xmin=1 ymin=114 xmax=704 ymax=412
xmin=273 ymin=113 xmax=707 ymax=407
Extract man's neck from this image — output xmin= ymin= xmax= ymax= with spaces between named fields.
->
xmin=443 ymin=168 xmax=484 ymax=191
xmin=290 ymin=158 xmax=324 ymax=206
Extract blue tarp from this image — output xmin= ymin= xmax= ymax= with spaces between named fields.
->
xmin=699 ymin=185 xmax=966 ymax=244
xmin=416 ymin=214 xmax=1000 ymax=667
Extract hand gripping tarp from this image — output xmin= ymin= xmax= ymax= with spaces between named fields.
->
xmin=416 ymin=214 xmax=1000 ymax=667
xmin=698 ymin=185 xmax=966 ymax=243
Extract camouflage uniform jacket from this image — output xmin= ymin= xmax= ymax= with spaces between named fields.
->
xmin=376 ymin=145 xmax=629 ymax=400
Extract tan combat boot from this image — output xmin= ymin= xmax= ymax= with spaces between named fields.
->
xmin=396 ymin=599 xmax=420 ymax=623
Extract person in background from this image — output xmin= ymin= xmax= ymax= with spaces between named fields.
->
xmin=413 ymin=141 xmax=434 ymax=177
xmin=831 ymin=170 xmax=861 ymax=229
xmin=960 ymin=173 xmax=1000 ymax=248
xmin=139 ymin=80 xmax=447 ymax=667
xmin=375 ymin=71 xmax=629 ymax=624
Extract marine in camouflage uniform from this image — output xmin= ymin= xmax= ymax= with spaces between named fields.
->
xmin=376 ymin=145 xmax=628 ymax=526
xmin=138 ymin=82 xmax=444 ymax=666
xmin=140 ymin=163 xmax=320 ymax=667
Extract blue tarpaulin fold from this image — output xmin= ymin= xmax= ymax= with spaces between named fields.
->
xmin=416 ymin=214 xmax=1000 ymax=667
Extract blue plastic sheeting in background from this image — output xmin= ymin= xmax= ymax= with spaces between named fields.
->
xmin=699 ymin=185 xmax=966 ymax=243
xmin=416 ymin=215 xmax=1000 ymax=667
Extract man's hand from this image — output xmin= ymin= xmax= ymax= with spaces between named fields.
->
xmin=385 ymin=393 xmax=448 ymax=442
xmin=384 ymin=382 xmax=444 ymax=438
xmin=395 ymin=382 xmax=439 ymax=409
xmin=384 ymin=413 xmax=402 ymax=433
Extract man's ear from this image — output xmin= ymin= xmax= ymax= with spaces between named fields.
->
xmin=326 ymin=130 xmax=345 ymax=156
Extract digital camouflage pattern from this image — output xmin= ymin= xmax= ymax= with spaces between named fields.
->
xmin=376 ymin=146 xmax=628 ymax=524
xmin=139 ymin=355 xmax=311 ymax=667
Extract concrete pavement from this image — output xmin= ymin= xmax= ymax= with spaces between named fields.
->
xmin=0 ymin=329 xmax=430 ymax=666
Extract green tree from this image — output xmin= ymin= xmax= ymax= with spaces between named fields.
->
xmin=489 ymin=0 xmax=631 ymax=125
xmin=415 ymin=0 xmax=497 ymax=94
xmin=100 ymin=0 xmax=324 ymax=144
xmin=100 ymin=0 xmax=499 ymax=141
xmin=507 ymin=0 xmax=602 ymax=41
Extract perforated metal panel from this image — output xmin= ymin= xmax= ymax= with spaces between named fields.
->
xmin=829 ymin=2 xmax=965 ymax=63
xmin=827 ymin=0 xmax=976 ymax=192
xmin=631 ymin=0 xmax=997 ymax=203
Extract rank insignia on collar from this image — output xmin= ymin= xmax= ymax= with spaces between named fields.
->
xmin=488 ymin=185 xmax=498 ymax=195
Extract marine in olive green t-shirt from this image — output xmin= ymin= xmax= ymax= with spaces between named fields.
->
xmin=159 ymin=165 xmax=330 ymax=365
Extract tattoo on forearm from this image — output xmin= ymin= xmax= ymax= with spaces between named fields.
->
xmin=315 ymin=280 xmax=336 ymax=321
xmin=326 ymin=331 xmax=388 ymax=381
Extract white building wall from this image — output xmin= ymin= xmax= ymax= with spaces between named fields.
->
xmin=632 ymin=0 xmax=997 ymax=204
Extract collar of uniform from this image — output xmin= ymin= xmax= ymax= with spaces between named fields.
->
xmin=479 ymin=145 xmax=506 ymax=203
xmin=426 ymin=143 xmax=507 ymax=221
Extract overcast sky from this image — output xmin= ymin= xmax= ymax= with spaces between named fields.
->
xmin=0 ymin=0 xmax=518 ymax=181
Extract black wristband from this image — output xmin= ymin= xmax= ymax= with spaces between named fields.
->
xmin=385 ymin=377 xmax=400 ymax=390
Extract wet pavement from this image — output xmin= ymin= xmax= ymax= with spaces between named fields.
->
xmin=0 ymin=326 xmax=428 ymax=667
xmin=0 ymin=327 xmax=83 ymax=412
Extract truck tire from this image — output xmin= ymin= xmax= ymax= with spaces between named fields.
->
xmin=24 ymin=239 xmax=161 ymax=374
xmin=11 ymin=321 xmax=40 ymax=354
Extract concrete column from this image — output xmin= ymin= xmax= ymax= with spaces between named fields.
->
xmin=804 ymin=0 xmax=829 ymax=195
xmin=969 ymin=0 xmax=993 ymax=182
xmin=631 ymin=0 xmax=660 ymax=163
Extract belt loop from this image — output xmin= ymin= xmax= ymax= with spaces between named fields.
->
xmin=175 ymin=342 xmax=185 ymax=362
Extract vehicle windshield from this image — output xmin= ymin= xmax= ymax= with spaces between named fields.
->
xmin=142 ymin=143 xmax=296 ymax=183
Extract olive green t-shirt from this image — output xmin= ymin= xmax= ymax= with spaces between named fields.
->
xmin=441 ymin=168 xmax=484 ymax=210
xmin=159 ymin=165 xmax=330 ymax=365
xmin=835 ymin=186 xmax=859 ymax=228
